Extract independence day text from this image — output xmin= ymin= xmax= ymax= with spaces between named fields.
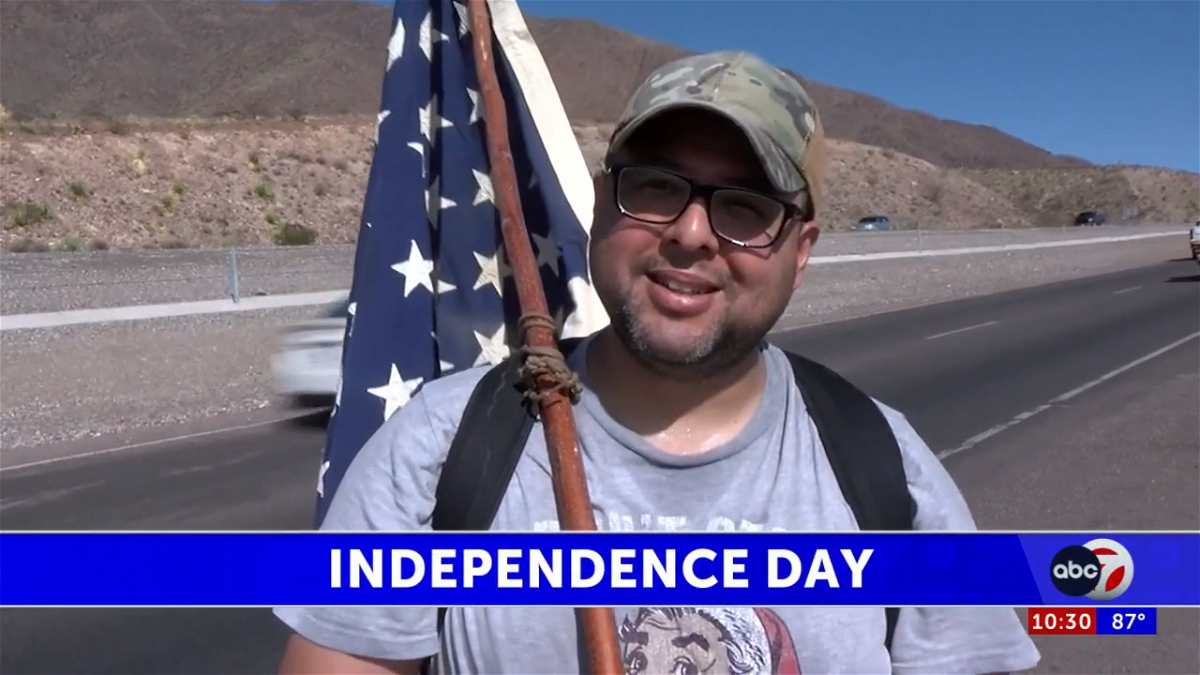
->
xmin=330 ymin=546 xmax=875 ymax=590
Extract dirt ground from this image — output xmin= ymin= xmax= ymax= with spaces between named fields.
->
xmin=1 ymin=117 xmax=1196 ymax=252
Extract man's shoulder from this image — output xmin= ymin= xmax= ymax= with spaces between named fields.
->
xmin=870 ymin=398 xmax=924 ymax=451
xmin=765 ymin=342 xmax=939 ymax=475
xmin=765 ymin=343 xmax=918 ymax=437
xmin=770 ymin=344 xmax=978 ymax=531
xmin=408 ymin=362 xmax=496 ymax=426
xmin=360 ymin=362 xmax=500 ymax=457
xmin=345 ymin=363 xmax=499 ymax=488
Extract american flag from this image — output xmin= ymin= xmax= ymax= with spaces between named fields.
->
xmin=313 ymin=0 xmax=605 ymax=525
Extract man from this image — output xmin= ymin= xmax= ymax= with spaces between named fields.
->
xmin=275 ymin=50 xmax=1041 ymax=675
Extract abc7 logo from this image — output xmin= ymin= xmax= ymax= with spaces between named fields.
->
xmin=1050 ymin=538 xmax=1135 ymax=601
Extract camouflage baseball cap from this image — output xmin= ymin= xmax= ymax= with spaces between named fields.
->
xmin=607 ymin=50 xmax=826 ymax=218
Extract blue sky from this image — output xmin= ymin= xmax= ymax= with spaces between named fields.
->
xmin=519 ymin=1 xmax=1199 ymax=172
xmin=342 ymin=0 xmax=1198 ymax=171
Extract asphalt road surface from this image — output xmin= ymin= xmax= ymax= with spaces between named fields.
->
xmin=2 ymin=259 xmax=1198 ymax=675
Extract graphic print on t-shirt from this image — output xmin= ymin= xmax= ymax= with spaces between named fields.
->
xmin=618 ymin=607 xmax=801 ymax=675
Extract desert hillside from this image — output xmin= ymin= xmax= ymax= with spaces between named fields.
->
xmin=0 ymin=0 xmax=1087 ymax=170
xmin=1 ymin=0 xmax=1196 ymax=251
xmin=962 ymin=167 xmax=1199 ymax=227
xmin=2 ymin=119 xmax=1013 ymax=251
xmin=4 ymin=118 xmax=1194 ymax=253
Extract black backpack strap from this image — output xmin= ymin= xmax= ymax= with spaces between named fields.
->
xmin=430 ymin=337 xmax=585 ymax=634
xmin=783 ymin=351 xmax=916 ymax=652
xmin=426 ymin=342 xmax=911 ymax=656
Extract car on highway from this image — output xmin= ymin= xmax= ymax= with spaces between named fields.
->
xmin=271 ymin=294 xmax=349 ymax=409
xmin=855 ymin=215 xmax=893 ymax=231
xmin=1072 ymin=211 xmax=1106 ymax=226
xmin=1190 ymin=221 xmax=1200 ymax=263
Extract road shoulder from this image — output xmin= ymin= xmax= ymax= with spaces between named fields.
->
xmin=0 ymin=406 xmax=320 ymax=473
xmin=944 ymin=340 xmax=1199 ymax=675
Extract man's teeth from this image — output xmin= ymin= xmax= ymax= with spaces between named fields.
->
xmin=661 ymin=279 xmax=703 ymax=294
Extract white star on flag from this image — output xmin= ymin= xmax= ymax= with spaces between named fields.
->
xmin=531 ymin=232 xmax=559 ymax=274
xmin=473 ymin=325 xmax=509 ymax=366
xmin=409 ymin=140 xmax=427 ymax=177
xmin=391 ymin=241 xmax=435 ymax=296
xmin=367 ymin=364 xmax=424 ymax=422
xmin=317 ymin=460 xmax=330 ymax=498
xmin=472 ymin=250 xmax=503 ymax=295
xmin=419 ymin=10 xmax=448 ymax=61
xmin=426 ymin=176 xmax=456 ymax=227
xmin=387 ymin=18 xmax=406 ymax=71
xmin=453 ymin=1 xmax=470 ymax=38
xmin=467 ymin=88 xmax=481 ymax=124
xmin=472 ymin=169 xmax=494 ymax=206
xmin=419 ymin=95 xmax=454 ymax=143
xmin=376 ymin=110 xmax=391 ymax=146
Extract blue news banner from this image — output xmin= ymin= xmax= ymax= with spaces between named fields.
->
xmin=0 ymin=532 xmax=1196 ymax=607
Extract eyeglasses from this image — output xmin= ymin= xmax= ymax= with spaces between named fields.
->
xmin=606 ymin=164 xmax=804 ymax=249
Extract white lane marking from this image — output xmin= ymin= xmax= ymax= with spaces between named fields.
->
xmin=0 ymin=231 xmax=1179 ymax=332
xmin=1114 ymin=286 xmax=1142 ymax=295
xmin=937 ymin=331 xmax=1200 ymax=460
xmin=926 ymin=320 xmax=998 ymax=341
xmin=805 ymin=231 xmax=1179 ymax=265
xmin=0 ymin=480 xmax=108 ymax=512
xmin=0 ymin=414 xmax=311 ymax=474
xmin=0 ymin=291 xmax=348 ymax=332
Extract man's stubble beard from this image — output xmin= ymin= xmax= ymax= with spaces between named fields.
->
xmin=609 ymin=286 xmax=789 ymax=382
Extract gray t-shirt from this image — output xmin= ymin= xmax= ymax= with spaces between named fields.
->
xmin=275 ymin=339 xmax=1040 ymax=674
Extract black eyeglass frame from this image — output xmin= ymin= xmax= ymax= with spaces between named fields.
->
xmin=604 ymin=163 xmax=809 ymax=249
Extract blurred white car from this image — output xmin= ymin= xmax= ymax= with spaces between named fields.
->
xmin=271 ymin=295 xmax=349 ymax=408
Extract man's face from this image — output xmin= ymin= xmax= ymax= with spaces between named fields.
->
xmin=589 ymin=108 xmax=819 ymax=379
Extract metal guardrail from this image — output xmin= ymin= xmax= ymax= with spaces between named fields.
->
xmin=229 ymin=248 xmax=241 ymax=302
xmin=0 ymin=225 xmax=1189 ymax=317
xmin=215 ymin=223 xmax=1180 ymax=302
xmin=0 ymin=244 xmax=356 ymax=316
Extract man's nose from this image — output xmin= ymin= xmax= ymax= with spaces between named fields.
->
xmin=660 ymin=198 xmax=720 ymax=255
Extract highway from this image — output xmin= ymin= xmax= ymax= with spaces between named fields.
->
xmin=1 ymin=259 xmax=1197 ymax=675
xmin=0 ymin=226 xmax=1176 ymax=315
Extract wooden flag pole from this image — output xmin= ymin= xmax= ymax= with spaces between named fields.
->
xmin=464 ymin=1 xmax=623 ymax=673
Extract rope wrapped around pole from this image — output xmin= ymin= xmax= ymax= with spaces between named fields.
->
xmin=464 ymin=1 xmax=622 ymax=673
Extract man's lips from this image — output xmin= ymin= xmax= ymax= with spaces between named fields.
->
xmin=645 ymin=269 xmax=721 ymax=295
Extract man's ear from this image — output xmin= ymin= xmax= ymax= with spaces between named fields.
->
xmin=793 ymin=219 xmax=821 ymax=290
xmin=591 ymin=169 xmax=611 ymax=221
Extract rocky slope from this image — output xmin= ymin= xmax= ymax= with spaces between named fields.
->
xmin=7 ymin=119 xmax=1193 ymax=252
xmin=1 ymin=0 xmax=1086 ymax=170
xmin=1 ymin=0 xmax=1195 ymax=251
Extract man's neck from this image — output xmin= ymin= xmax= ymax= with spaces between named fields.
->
xmin=584 ymin=329 xmax=769 ymax=456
